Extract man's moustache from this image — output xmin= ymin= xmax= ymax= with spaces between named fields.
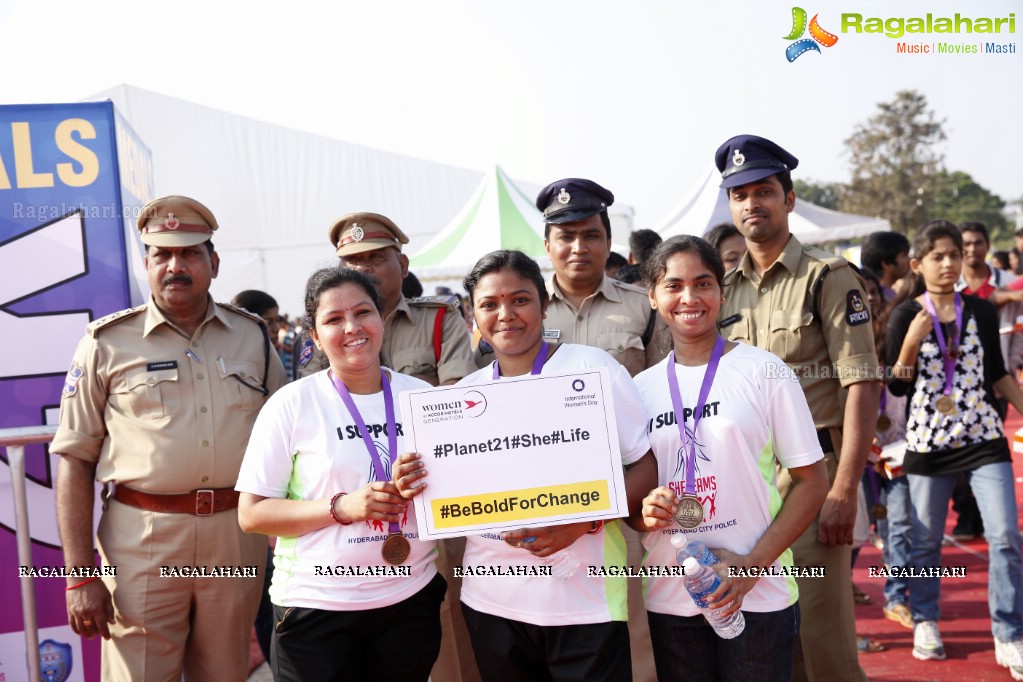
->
xmin=162 ymin=275 xmax=193 ymax=286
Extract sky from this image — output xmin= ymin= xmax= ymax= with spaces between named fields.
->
xmin=1 ymin=0 xmax=1020 ymax=227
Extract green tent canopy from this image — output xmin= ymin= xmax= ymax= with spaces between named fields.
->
xmin=409 ymin=165 xmax=546 ymax=274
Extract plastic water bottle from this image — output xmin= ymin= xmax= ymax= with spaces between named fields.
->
xmin=681 ymin=557 xmax=745 ymax=639
xmin=671 ymin=534 xmax=718 ymax=566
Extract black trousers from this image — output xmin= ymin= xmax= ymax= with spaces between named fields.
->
xmin=271 ymin=573 xmax=446 ymax=682
xmin=461 ymin=602 xmax=632 ymax=682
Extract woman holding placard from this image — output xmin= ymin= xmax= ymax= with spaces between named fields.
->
xmin=394 ymin=249 xmax=655 ymax=682
xmin=236 ymin=268 xmax=444 ymax=682
xmin=632 ymin=235 xmax=829 ymax=682
xmin=886 ymin=220 xmax=1023 ymax=668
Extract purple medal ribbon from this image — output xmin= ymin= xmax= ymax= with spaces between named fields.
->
xmin=879 ymin=386 xmax=887 ymax=415
xmin=921 ymin=292 xmax=962 ymax=400
xmin=329 ymin=370 xmax=399 ymax=535
xmin=492 ymin=341 xmax=548 ymax=379
xmin=666 ymin=336 xmax=726 ymax=498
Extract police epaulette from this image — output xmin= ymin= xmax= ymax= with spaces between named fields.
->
xmin=86 ymin=305 xmax=147 ymax=336
xmin=802 ymin=244 xmax=849 ymax=270
xmin=610 ymin=279 xmax=647 ymax=294
xmin=408 ymin=295 xmax=458 ymax=308
xmin=218 ymin=302 xmax=266 ymax=324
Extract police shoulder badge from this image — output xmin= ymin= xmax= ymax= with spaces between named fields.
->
xmin=557 ymin=188 xmax=571 ymax=205
xmin=350 ymin=222 xmax=365 ymax=242
xmin=63 ymin=361 xmax=84 ymax=398
xmin=845 ymin=290 xmax=870 ymax=326
xmin=732 ymin=149 xmax=745 ymax=167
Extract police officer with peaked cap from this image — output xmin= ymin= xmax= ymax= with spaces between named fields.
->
xmin=534 ymin=178 xmax=670 ymax=682
xmin=298 ymin=212 xmax=477 ymax=387
xmin=52 ymin=195 xmax=287 ymax=681
xmin=533 ymin=178 xmax=671 ymax=378
xmin=717 ymin=135 xmax=880 ymax=681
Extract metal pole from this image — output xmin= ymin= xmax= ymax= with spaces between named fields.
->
xmin=2 ymin=425 xmax=58 ymax=682
xmin=9 ymin=444 xmax=41 ymax=682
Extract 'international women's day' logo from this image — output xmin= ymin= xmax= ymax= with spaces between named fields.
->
xmin=784 ymin=7 xmax=839 ymax=62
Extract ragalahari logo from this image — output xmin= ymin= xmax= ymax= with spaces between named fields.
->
xmin=784 ymin=7 xmax=839 ymax=61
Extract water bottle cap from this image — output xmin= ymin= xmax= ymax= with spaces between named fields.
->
xmin=670 ymin=534 xmax=689 ymax=549
xmin=681 ymin=557 xmax=700 ymax=572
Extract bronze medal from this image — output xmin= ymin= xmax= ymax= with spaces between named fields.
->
xmin=673 ymin=495 xmax=705 ymax=529
xmin=381 ymin=532 xmax=411 ymax=566
xmin=935 ymin=395 xmax=955 ymax=414
xmin=877 ymin=415 xmax=891 ymax=431
xmin=872 ymin=503 xmax=888 ymax=521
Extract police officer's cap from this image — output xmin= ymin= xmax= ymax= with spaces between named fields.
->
xmin=137 ymin=195 xmax=218 ymax=247
xmin=715 ymin=135 xmax=799 ymax=189
xmin=330 ymin=212 xmax=410 ymax=257
xmin=535 ymin=178 xmax=614 ymax=225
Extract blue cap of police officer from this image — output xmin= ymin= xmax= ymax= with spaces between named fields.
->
xmin=715 ymin=135 xmax=799 ymax=189
xmin=535 ymin=178 xmax=614 ymax=225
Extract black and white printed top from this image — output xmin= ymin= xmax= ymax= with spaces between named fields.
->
xmin=886 ymin=294 xmax=1010 ymax=476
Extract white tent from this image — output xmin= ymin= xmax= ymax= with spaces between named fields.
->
xmin=90 ymin=85 xmax=490 ymax=314
xmin=655 ymin=165 xmax=892 ymax=242
xmin=409 ymin=165 xmax=549 ymax=282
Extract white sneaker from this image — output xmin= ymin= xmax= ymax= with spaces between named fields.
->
xmin=913 ymin=621 xmax=946 ymax=660
xmin=995 ymin=638 xmax=1023 ymax=680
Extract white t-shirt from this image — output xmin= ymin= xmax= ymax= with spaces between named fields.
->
xmin=236 ymin=369 xmax=437 ymax=610
xmin=635 ymin=343 xmax=823 ymax=616
xmin=457 ymin=343 xmax=651 ymax=625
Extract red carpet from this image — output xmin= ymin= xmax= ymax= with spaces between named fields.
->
xmin=856 ymin=407 xmax=1023 ymax=681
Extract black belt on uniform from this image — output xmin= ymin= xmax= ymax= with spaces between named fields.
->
xmin=817 ymin=429 xmax=834 ymax=454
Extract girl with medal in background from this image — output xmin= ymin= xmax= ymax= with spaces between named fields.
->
xmin=394 ymin=250 xmax=656 ymax=682
xmin=631 ymin=236 xmax=829 ymax=682
xmin=236 ymin=268 xmax=445 ymax=682
xmin=887 ymin=221 xmax=1023 ymax=669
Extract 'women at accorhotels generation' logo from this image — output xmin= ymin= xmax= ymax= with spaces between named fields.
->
xmin=784 ymin=7 xmax=839 ymax=62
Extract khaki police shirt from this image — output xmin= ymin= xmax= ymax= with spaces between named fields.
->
xmin=544 ymin=275 xmax=668 ymax=377
xmin=52 ymin=297 xmax=287 ymax=493
xmin=720 ymin=235 xmax=879 ymax=430
xmin=299 ymin=295 xmax=477 ymax=386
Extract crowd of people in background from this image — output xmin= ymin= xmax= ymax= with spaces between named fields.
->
xmin=50 ymin=132 xmax=1023 ymax=682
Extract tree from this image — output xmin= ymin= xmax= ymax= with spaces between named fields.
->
xmin=841 ymin=90 xmax=946 ymax=233
xmin=794 ymin=179 xmax=842 ymax=210
xmin=930 ymin=169 xmax=1009 ymax=245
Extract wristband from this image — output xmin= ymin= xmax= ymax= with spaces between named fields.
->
xmin=587 ymin=520 xmax=604 ymax=535
xmin=329 ymin=492 xmax=352 ymax=525
xmin=66 ymin=575 xmax=101 ymax=591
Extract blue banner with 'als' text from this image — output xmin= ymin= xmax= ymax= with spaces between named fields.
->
xmin=0 ymin=100 xmax=152 ymax=682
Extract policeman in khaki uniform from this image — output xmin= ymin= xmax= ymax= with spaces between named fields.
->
xmin=299 ymin=212 xmax=477 ymax=387
xmin=716 ymin=135 xmax=881 ymax=682
xmin=531 ymin=178 xmax=669 ymax=682
xmin=534 ymin=178 xmax=669 ymax=378
xmin=53 ymin=195 xmax=287 ymax=681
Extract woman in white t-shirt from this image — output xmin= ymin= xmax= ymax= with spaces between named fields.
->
xmin=393 ymin=249 xmax=656 ymax=682
xmin=632 ymin=236 xmax=829 ymax=682
xmin=236 ymin=268 xmax=444 ymax=682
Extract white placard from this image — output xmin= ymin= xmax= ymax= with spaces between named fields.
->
xmin=399 ymin=368 xmax=628 ymax=539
